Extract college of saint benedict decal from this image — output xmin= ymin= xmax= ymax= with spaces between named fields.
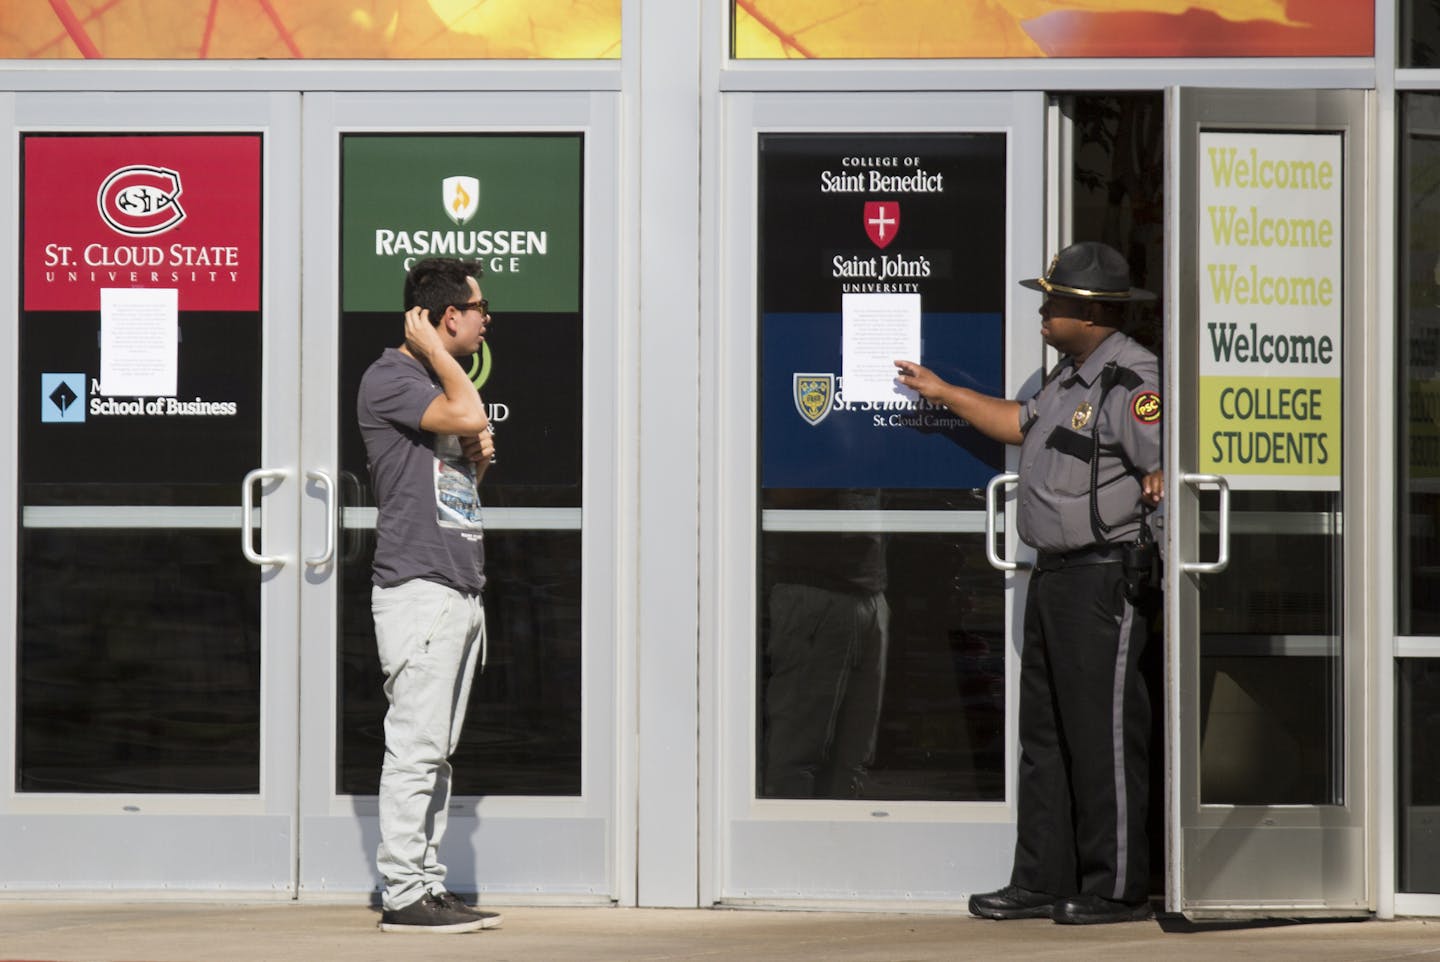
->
xmin=793 ymin=373 xmax=835 ymax=426
xmin=1131 ymin=391 xmax=1161 ymax=425
xmin=1071 ymin=401 xmax=1093 ymax=430
xmin=442 ymin=175 xmax=480 ymax=225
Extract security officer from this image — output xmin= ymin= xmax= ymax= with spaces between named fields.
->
xmin=895 ymin=241 xmax=1163 ymax=925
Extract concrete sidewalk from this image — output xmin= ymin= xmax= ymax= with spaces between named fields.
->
xmin=3 ymin=903 xmax=1440 ymax=962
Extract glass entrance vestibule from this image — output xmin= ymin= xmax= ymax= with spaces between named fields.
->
xmin=0 ymin=0 xmax=1436 ymax=921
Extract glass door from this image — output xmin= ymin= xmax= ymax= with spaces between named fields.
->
xmin=1165 ymin=88 xmax=1371 ymax=918
xmin=0 ymin=92 xmax=302 ymax=892
xmin=295 ymin=92 xmax=621 ymax=901
xmin=710 ymin=91 xmax=1046 ymax=903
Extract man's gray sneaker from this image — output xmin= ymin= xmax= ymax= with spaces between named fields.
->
xmin=435 ymin=891 xmax=504 ymax=929
xmin=379 ymin=892 xmax=486 ymax=933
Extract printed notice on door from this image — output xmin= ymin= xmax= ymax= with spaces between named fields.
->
xmin=100 ymin=287 xmax=178 ymax=397
xmin=841 ymin=292 xmax=921 ymax=404
xmin=1197 ymin=131 xmax=1343 ymax=490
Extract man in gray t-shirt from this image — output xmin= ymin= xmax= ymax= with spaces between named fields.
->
xmin=356 ymin=257 xmax=500 ymax=934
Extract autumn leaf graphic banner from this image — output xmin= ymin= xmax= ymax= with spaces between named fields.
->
xmin=2 ymin=0 xmax=621 ymax=59
xmin=734 ymin=0 xmax=1373 ymax=59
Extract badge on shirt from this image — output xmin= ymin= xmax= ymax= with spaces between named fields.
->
xmin=1071 ymin=401 xmax=1093 ymax=430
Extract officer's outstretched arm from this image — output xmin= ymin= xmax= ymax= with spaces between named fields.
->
xmin=894 ymin=360 xmax=1024 ymax=446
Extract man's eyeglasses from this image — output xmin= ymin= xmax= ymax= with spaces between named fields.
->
xmin=453 ymin=299 xmax=489 ymax=315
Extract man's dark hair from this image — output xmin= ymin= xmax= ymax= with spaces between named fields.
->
xmin=402 ymin=258 xmax=483 ymax=324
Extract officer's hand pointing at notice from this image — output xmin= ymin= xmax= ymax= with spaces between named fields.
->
xmin=894 ymin=360 xmax=951 ymax=409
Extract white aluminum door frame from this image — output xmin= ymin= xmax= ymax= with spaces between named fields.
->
xmin=706 ymin=90 xmax=1046 ymax=907
xmin=0 ymin=91 xmax=302 ymax=896
xmin=1164 ymin=86 xmax=1375 ymax=919
xmin=295 ymin=90 xmax=622 ymax=902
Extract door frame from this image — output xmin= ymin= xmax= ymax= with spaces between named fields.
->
xmin=0 ymin=90 xmax=302 ymax=895
xmin=1163 ymin=86 xmax=1376 ymax=919
xmin=295 ymin=90 xmax=625 ymax=902
xmin=703 ymin=89 xmax=1047 ymax=906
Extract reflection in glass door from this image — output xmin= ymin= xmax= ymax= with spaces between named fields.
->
xmin=1398 ymin=92 xmax=1440 ymax=898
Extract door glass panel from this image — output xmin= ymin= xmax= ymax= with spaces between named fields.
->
xmin=17 ymin=132 xmax=265 ymax=793
xmin=1399 ymin=93 xmax=1440 ymax=634
xmin=1404 ymin=0 xmax=1440 ymax=67
xmin=1397 ymin=659 xmax=1440 ymax=892
xmin=1196 ymin=491 xmax=1343 ymax=804
xmin=755 ymin=132 xmax=1008 ymax=801
xmin=759 ymin=510 xmax=1006 ymax=801
xmin=1191 ymin=125 xmax=1346 ymax=808
xmin=19 ymin=529 xmax=260 ymax=793
xmin=335 ymin=132 xmax=585 ymax=796
xmin=1398 ymin=91 xmax=1440 ymax=897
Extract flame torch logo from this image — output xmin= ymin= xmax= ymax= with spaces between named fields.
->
xmin=442 ymin=176 xmax=480 ymax=225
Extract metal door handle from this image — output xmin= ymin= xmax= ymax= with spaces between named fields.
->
xmin=1181 ymin=472 xmax=1230 ymax=574
xmin=305 ymin=469 xmax=336 ymax=568
xmin=985 ymin=472 xmax=1029 ymax=572
xmin=241 ymin=468 xmax=289 ymax=568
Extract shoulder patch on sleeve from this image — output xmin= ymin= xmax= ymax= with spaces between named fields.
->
xmin=1131 ymin=391 xmax=1161 ymax=425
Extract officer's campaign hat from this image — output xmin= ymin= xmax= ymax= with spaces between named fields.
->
xmin=1020 ymin=241 xmax=1156 ymax=302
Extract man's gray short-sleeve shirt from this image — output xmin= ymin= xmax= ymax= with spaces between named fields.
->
xmin=357 ymin=347 xmax=486 ymax=594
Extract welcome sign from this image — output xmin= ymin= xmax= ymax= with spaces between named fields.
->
xmin=1197 ymin=131 xmax=1344 ymax=490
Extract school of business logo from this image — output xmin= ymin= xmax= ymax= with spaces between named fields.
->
xmin=41 ymin=373 xmax=86 ymax=423
xmin=443 ymin=175 xmax=480 ymax=225
xmin=863 ymin=200 xmax=900 ymax=249
xmin=98 ymin=165 xmax=186 ymax=236
xmin=794 ymin=373 xmax=835 ymax=426
xmin=1132 ymin=391 xmax=1162 ymax=425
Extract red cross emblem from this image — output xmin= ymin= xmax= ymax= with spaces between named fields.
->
xmin=863 ymin=200 xmax=900 ymax=249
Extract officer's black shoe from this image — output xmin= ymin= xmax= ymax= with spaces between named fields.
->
xmin=967 ymin=885 xmax=1057 ymax=920
xmin=1051 ymin=894 xmax=1154 ymax=925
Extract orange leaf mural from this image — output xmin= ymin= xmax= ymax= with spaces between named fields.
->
xmin=0 ymin=0 xmax=621 ymax=59
xmin=734 ymin=0 xmax=1373 ymax=59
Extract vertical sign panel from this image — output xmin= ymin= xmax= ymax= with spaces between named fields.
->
xmin=21 ymin=133 xmax=262 ymax=487
xmin=1197 ymin=132 xmax=1343 ymax=490
xmin=337 ymin=133 xmax=585 ymax=796
xmin=18 ymin=133 xmax=265 ymax=794
xmin=759 ymin=133 xmax=1006 ymax=490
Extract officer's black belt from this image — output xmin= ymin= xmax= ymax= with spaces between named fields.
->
xmin=1035 ymin=544 xmax=1123 ymax=570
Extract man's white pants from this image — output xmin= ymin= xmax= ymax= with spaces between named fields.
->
xmin=372 ymin=578 xmax=485 ymax=912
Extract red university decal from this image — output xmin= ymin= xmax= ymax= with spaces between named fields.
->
xmin=23 ymin=134 xmax=262 ymax=312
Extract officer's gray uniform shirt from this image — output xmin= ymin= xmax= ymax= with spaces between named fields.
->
xmin=1015 ymin=330 xmax=1161 ymax=553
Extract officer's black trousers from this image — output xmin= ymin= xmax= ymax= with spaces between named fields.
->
xmin=1010 ymin=560 xmax=1151 ymax=903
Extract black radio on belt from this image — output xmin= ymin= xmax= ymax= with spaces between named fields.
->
xmin=1121 ymin=511 xmax=1160 ymax=605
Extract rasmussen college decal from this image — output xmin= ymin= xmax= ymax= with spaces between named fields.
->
xmin=342 ymin=134 xmax=582 ymax=315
